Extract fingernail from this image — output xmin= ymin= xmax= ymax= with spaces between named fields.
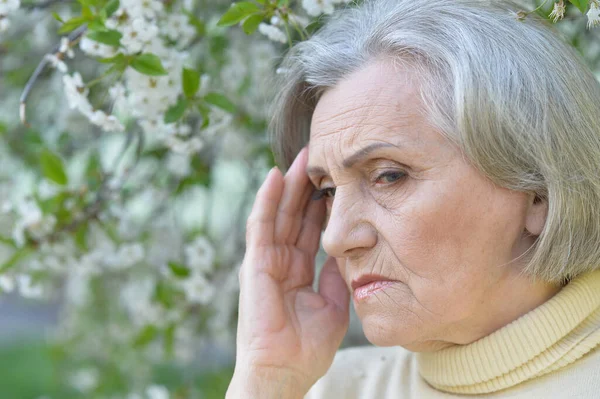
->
xmin=269 ymin=166 xmax=280 ymax=177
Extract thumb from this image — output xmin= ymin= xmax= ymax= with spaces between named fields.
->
xmin=318 ymin=256 xmax=350 ymax=316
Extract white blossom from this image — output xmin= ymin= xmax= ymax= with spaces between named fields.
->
xmin=549 ymin=0 xmax=566 ymax=23
xmin=121 ymin=0 xmax=163 ymax=20
xmin=121 ymin=17 xmax=159 ymax=54
xmin=166 ymin=152 xmax=191 ymax=177
xmin=257 ymin=22 xmax=287 ymax=43
xmin=59 ymin=37 xmax=75 ymax=58
xmin=164 ymin=135 xmax=204 ymax=155
xmin=184 ymin=236 xmax=215 ymax=273
xmin=38 ymin=179 xmax=60 ymax=200
xmin=120 ymin=277 xmax=162 ymax=327
xmin=65 ymin=265 xmax=92 ymax=307
xmin=588 ymin=1 xmax=600 ymax=28
xmin=0 ymin=275 xmax=14 ymax=293
xmin=288 ymin=13 xmax=310 ymax=27
xmin=270 ymin=15 xmax=281 ymax=26
xmin=45 ymin=54 xmax=68 ymax=73
xmin=12 ymin=200 xmax=56 ymax=247
xmin=302 ymin=0 xmax=335 ymax=16
xmin=16 ymin=274 xmax=44 ymax=299
xmin=162 ymin=14 xmax=195 ymax=45
xmin=146 ymin=385 xmax=169 ymax=399
xmin=0 ymin=17 xmax=9 ymax=32
xmin=2 ymin=201 xmax=13 ymax=213
xmin=302 ymin=0 xmax=351 ymax=16
xmin=109 ymin=83 xmax=126 ymax=101
xmin=180 ymin=273 xmax=215 ymax=305
xmin=63 ymin=72 xmax=93 ymax=115
xmin=89 ymin=110 xmax=125 ymax=132
xmin=0 ymin=0 xmax=314 ymax=392
xmin=0 ymin=0 xmax=20 ymax=14
xmin=103 ymin=243 xmax=145 ymax=269
xmin=69 ymin=368 xmax=99 ymax=392
xmin=79 ymin=37 xmax=116 ymax=58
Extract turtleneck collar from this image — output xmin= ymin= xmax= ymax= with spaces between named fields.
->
xmin=416 ymin=269 xmax=600 ymax=394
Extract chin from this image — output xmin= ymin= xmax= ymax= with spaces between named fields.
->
xmin=360 ymin=314 xmax=421 ymax=348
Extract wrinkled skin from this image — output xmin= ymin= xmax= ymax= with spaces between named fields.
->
xmin=308 ymin=57 xmax=561 ymax=351
xmin=230 ymin=56 xmax=562 ymax=397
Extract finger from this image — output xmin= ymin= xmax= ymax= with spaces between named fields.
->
xmin=319 ymin=256 xmax=350 ymax=316
xmin=274 ymin=146 xmax=310 ymax=244
xmin=296 ymin=194 xmax=327 ymax=256
xmin=288 ymin=180 xmax=317 ymax=244
xmin=246 ymin=167 xmax=284 ymax=247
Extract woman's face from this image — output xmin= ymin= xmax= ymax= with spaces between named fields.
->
xmin=306 ymin=58 xmax=546 ymax=351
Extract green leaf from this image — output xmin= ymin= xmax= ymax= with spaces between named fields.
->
xmin=164 ymin=98 xmax=188 ymax=123
xmin=40 ymin=149 xmax=68 ymax=186
xmin=82 ymin=5 xmax=94 ymax=20
xmin=204 ymin=92 xmax=236 ymax=113
xmin=134 ymin=325 xmax=157 ymax=348
xmin=74 ymin=223 xmax=89 ymax=251
xmin=184 ymin=10 xmax=206 ymax=36
xmin=569 ymin=0 xmax=589 ymax=13
xmin=197 ymin=102 xmax=211 ymax=128
xmin=154 ymin=281 xmax=181 ymax=308
xmin=87 ymin=19 xmax=106 ymax=32
xmin=98 ymin=53 xmax=125 ymax=64
xmin=242 ymin=14 xmax=263 ymax=34
xmin=103 ymin=0 xmax=120 ymax=18
xmin=52 ymin=12 xmax=64 ymax=23
xmin=182 ymin=68 xmax=200 ymax=98
xmin=217 ymin=1 xmax=262 ymax=27
xmin=0 ymin=247 xmax=34 ymax=273
xmin=168 ymin=261 xmax=191 ymax=278
xmin=130 ymin=53 xmax=168 ymax=76
xmin=77 ymin=0 xmax=94 ymax=7
xmin=0 ymin=235 xmax=15 ymax=248
xmin=58 ymin=16 xmax=87 ymax=34
xmin=85 ymin=151 xmax=103 ymax=177
xmin=164 ymin=324 xmax=176 ymax=357
xmin=86 ymin=29 xmax=122 ymax=46
xmin=305 ymin=19 xmax=324 ymax=35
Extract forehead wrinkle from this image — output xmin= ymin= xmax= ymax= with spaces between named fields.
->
xmin=313 ymin=102 xmax=399 ymax=128
xmin=311 ymin=108 xmax=414 ymax=146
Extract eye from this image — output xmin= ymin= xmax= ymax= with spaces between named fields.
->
xmin=375 ymin=170 xmax=406 ymax=184
xmin=311 ymin=187 xmax=336 ymax=200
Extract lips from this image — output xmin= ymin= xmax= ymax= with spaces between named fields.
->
xmin=351 ymin=274 xmax=395 ymax=290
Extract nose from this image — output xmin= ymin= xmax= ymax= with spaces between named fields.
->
xmin=321 ymin=188 xmax=377 ymax=258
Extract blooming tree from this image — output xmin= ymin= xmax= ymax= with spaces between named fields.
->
xmin=0 ymin=0 xmax=598 ymax=397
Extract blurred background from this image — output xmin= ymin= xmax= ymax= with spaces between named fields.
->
xmin=0 ymin=0 xmax=599 ymax=398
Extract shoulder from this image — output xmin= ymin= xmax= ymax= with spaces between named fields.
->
xmin=304 ymin=345 xmax=416 ymax=399
xmin=505 ymin=346 xmax=600 ymax=397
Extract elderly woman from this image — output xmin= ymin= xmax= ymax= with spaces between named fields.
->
xmin=226 ymin=0 xmax=600 ymax=398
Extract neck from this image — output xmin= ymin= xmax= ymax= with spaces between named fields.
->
xmin=458 ymin=272 xmax=563 ymax=345
xmin=417 ymin=268 xmax=600 ymax=394
xmin=416 ymin=270 xmax=564 ymax=352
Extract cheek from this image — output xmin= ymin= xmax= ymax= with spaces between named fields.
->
xmin=377 ymin=180 xmax=510 ymax=319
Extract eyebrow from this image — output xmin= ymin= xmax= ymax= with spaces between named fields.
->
xmin=306 ymin=142 xmax=399 ymax=176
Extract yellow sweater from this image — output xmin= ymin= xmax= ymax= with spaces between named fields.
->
xmin=304 ymin=269 xmax=600 ymax=398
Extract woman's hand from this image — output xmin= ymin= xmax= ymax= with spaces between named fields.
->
xmin=228 ymin=146 xmax=351 ymax=398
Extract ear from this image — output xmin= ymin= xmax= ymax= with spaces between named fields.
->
xmin=525 ymin=193 xmax=547 ymax=236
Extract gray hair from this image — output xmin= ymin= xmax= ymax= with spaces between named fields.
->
xmin=267 ymin=0 xmax=600 ymax=284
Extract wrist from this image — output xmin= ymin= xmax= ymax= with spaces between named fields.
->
xmin=226 ymin=367 xmax=310 ymax=399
